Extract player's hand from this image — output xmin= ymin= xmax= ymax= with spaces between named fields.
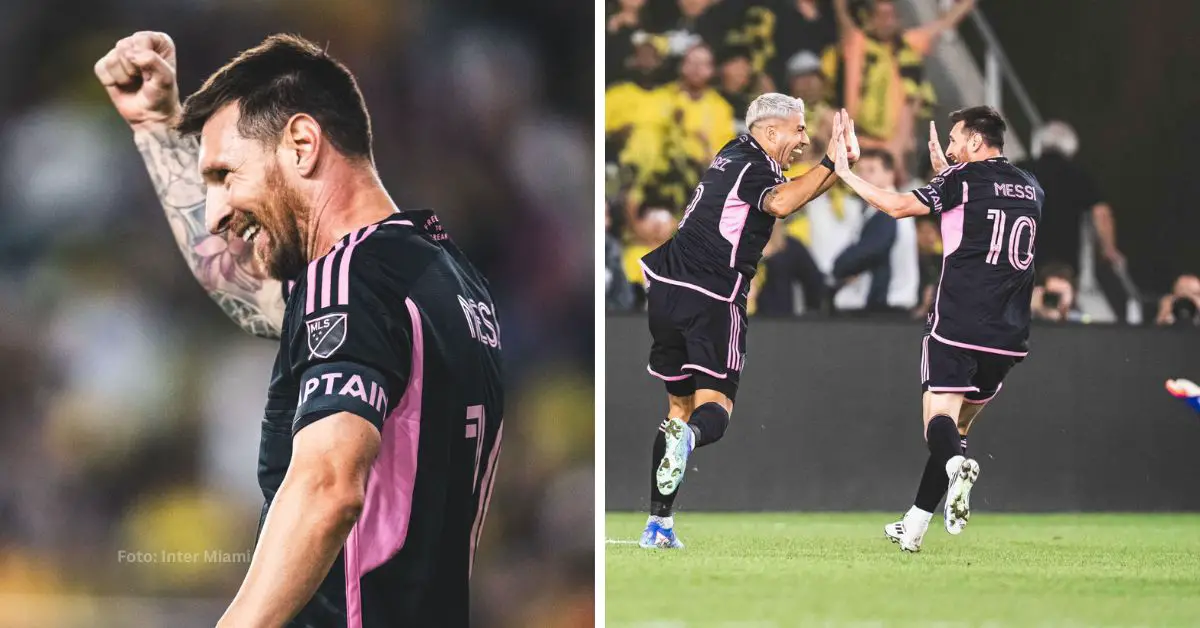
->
xmin=825 ymin=109 xmax=844 ymax=164
xmin=94 ymin=31 xmax=181 ymax=131
xmin=841 ymin=108 xmax=861 ymax=165
xmin=928 ymin=121 xmax=950 ymax=173
xmin=832 ymin=120 xmax=852 ymax=177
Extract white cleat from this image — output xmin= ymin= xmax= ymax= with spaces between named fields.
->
xmin=884 ymin=516 xmax=928 ymax=553
xmin=655 ymin=418 xmax=695 ymax=496
xmin=944 ymin=456 xmax=980 ymax=535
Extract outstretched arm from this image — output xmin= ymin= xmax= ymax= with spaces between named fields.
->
xmin=832 ymin=129 xmax=928 ymax=219
xmin=762 ymin=109 xmax=861 ymax=218
xmin=95 ymin=31 xmax=283 ymax=339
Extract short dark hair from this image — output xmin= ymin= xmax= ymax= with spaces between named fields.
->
xmin=1040 ymin=262 xmax=1076 ymax=285
xmin=177 ymin=34 xmax=372 ymax=160
xmin=858 ymin=148 xmax=895 ymax=171
xmin=949 ymin=106 xmax=1006 ymax=150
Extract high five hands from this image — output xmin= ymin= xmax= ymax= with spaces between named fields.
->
xmin=825 ymin=108 xmax=860 ymax=171
xmin=831 ymin=109 xmax=859 ymax=177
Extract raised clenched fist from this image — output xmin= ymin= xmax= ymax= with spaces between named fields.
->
xmin=93 ymin=31 xmax=180 ymax=130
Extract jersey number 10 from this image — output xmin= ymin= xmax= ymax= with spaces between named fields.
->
xmin=985 ymin=209 xmax=1036 ymax=270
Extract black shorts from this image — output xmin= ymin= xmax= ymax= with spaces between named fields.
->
xmin=646 ymin=280 xmax=747 ymax=401
xmin=920 ymin=335 xmax=1021 ymax=403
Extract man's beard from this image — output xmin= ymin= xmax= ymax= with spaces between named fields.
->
xmin=260 ymin=166 xmax=311 ymax=281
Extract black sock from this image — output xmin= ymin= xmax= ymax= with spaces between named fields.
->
xmin=912 ymin=415 xmax=964 ymax=513
xmin=688 ymin=402 xmax=730 ymax=447
xmin=650 ymin=419 xmax=676 ymax=517
xmin=926 ymin=414 xmax=962 ymax=464
xmin=960 ymin=434 xmax=969 ymax=457
xmin=913 ymin=453 xmax=948 ymax=512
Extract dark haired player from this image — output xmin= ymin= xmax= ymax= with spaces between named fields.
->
xmin=832 ymin=106 xmax=1042 ymax=552
xmin=637 ymin=93 xmax=860 ymax=548
xmin=96 ymin=32 xmax=503 ymax=625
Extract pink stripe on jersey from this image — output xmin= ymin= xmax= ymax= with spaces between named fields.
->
xmin=719 ymin=164 xmax=753 ymax=268
xmin=965 ymin=384 xmax=1003 ymax=404
xmin=931 ymin=331 xmax=1029 ymax=357
xmin=305 ymin=258 xmax=318 ymax=314
xmin=647 ymin=365 xmax=691 ymax=381
xmin=319 ymin=246 xmax=339 ymax=309
xmin=639 ymin=261 xmax=744 ymax=303
xmin=345 ymin=297 xmax=424 ymax=628
xmin=338 ymin=225 xmax=380 ymax=307
xmin=682 ymin=363 xmax=728 ymax=379
xmin=470 ymin=422 xmax=503 ymax=576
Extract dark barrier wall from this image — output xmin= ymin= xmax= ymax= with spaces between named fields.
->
xmin=607 ymin=315 xmax=1200 ymax=512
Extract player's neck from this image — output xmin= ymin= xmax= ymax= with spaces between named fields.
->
xmin=306 ymin=164 xmax=399 ymax=259
xmin=748 ymin=129 xmax=784 ymax=165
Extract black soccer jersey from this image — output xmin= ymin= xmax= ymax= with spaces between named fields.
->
xmin=912 ymin=157 xmax=1043 ymax=355
xmin=260 ymin=210 xmax=504 ymax=628
xmin=640 ymin=134 xmax=788 ymax=302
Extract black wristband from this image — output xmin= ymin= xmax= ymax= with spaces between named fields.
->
xmin=820 ymin=155 xmax=836 ymax=171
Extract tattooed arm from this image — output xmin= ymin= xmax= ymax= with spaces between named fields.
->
xmin=132 ymin=126 xmax=284 ymax=339
xmin=96 ymin=31 xmax=283 ymax=339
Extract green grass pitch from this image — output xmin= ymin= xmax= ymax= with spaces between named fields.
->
xmin=605 ymin=512 xmax=1200 ymax=627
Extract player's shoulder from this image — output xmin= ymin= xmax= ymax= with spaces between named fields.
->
xmin=305 ymin=212 xmax=442 ymax=310
xmin=712 ymin=135 xmax=784 ymax=178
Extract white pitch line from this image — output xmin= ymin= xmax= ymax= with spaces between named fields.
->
xmin=605 ymin=539 xmax=639 ymax=545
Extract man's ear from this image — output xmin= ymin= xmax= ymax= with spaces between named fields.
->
xmin=283 ymin=113 xmax=322 ymax=177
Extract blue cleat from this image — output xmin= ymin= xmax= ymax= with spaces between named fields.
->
xmin=655 ymin=418 xmax=696 ymax=496
xmin=639 ymin=519 xmax=685 ymax=549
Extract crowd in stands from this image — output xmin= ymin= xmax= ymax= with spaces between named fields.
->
xmin=0 ymin=1 xmax=593 ymax=625
xmin=605 ymin=0 xmax=1194 ymax=329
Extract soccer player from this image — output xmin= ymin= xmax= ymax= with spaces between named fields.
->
xmin=831 ymin=106 xmax=1042 ymax=552
xmin=95 ymin=32 xmax=504 ymax=625
xmin=638 ymin=93 xmax=860 ymax=548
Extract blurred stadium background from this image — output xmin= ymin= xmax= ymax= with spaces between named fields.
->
xmin=0 ymin=0 xmax=592 ymax=626
xmin=605 ymin=0 xmax=1200 ymax=625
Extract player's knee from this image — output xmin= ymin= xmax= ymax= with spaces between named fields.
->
xmin=690 ymin=401 xmax=730 ymax=447
xmin=667 ymin=394 xmax=694 ymax=419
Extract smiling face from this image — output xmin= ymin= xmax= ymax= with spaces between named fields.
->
xmin=763 ymin=110 xmax=809 ymax=169
xmin=199 ymin=103 xmax=311 ymax=281
xmin=944 ymin=120 xmax=975 ymax=165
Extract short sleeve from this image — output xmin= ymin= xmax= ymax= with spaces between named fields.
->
xmin=290 ymin=255 xmax=411 ymax=435
xmin=912 ymin=164 xmax=967 ymax=214
xmin=736 ymin=162 xmax=788 ymax=212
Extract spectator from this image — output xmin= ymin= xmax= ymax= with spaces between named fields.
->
xmin=755 ymin=52 xmax=838 ymax=315
xmin=606 ymin=39 xmax=667 ymax=159
xmin=606 ymin=204 xmax=636 ymax=311
xmin=912 ymin=215 xmax=941 ymax=319
xmin=621 ymin=202 xmax=680 ymax=306
xmin=607 ymin=0 xmax=650 ymax=83
xmin=715 ymin=45 xmax=761 ymax=128
xmin=827 ymin=0 xmax=974 ymax=178
xmin=644 ymin=0 xmax=737 ymax=58
xmin=1032 ymin=263 xmax=1083 ymax=323
xmin=1155 ymin=274 xmax=1200 ymax=327
xmin=621 ymin=43 xmax=735 ymax=213
xmin=757 ymin=214 xmax=829 ymax=316
xmin=784 ymin=50 xmax=835 ymax=169
xmin=1020 ymin=120 xmax=1132 ymax=322
xmin=768 ymin=0 xmax=838 ymax=89
xmin=830 ymin=149 xmax=919 ymax=312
